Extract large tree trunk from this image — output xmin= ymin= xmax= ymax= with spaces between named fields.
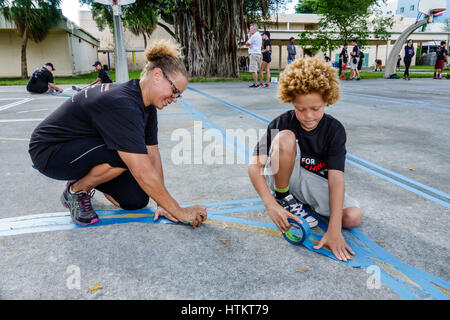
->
xmin=173 ymin=0 xmax=241 ymax=78
xmin=21 ymin=31 xmax=29 ymax=79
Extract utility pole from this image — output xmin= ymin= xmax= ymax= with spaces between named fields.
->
xmin=94 ymin=0 xmax=135 ymax=83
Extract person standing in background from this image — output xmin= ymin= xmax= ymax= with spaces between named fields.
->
xmin=403 ymin=39 xmax=414 ymax=80
xmin=287 ymin=37 xmax=297 ymax=65
xmin=259 ymin=31 xmax=272 ymax=87
xmin=245 ymin=23 xmax=263 ymax=88
xmin=434 ymin=41 xmax=448 ymax=79
xmin=338 ymin=43 xmax=348 ymax=80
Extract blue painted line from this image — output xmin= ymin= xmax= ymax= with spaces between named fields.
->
xmin=187 ymin=87 xmax=272 ymax=124
xmin=188 ymin=86 xmax=450 ymax=209
xmin=177 ymin=98 xmax=250 ymax=163
xmin=186 ymin=87 xmax=450 ymax=299
xmin=346 ymin=159 xmax=449 ymax=208
xmin=341 ymin=92 xmax=450 ymax=112
xmin=306 ymin=205 xmax=450 ymax=299
xmin=207 ymin=204 xmax=266 ymax=216
xmin=50 ymin=92 xmax=72 ymax=98
xmin=347 ymin=154 xmax=448 ymax=200
xmin=158 ymin=108 xmax=292 ymax=117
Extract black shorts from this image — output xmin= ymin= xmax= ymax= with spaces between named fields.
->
xmin=36 ymin=137 xmax=149 ymax=210
xmin=262 ymin=57 xmax=271 ymax=63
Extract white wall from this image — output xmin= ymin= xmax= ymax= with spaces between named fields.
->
xmin=69 ymin=34 xmax=99 ymax=74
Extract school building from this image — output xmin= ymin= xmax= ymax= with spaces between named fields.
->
xmin=239 ymin=13 xmax=450 ymax=70
xmin=0 ymin=13 xmax=99 ymax=77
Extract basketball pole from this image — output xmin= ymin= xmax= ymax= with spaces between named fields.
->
xmin=112 ymin=1 xmax=129 ymax=83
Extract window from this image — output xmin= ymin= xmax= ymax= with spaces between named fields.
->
xmin=410 ymin=5 xmax=414 ymax=11
xmin=400 ymin=7 xmax=404 ymax=13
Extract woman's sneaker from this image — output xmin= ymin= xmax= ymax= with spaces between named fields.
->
xmin=61 ymin=182 xmax=99 ymax=226
xmin=276 ymin=194 xmax=318 ymax=228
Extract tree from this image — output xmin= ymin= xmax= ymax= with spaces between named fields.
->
xmin=81 ymin=0 xmax=286 ymax=78
xmin=0 ymin=0 xmax=62 ymax=78
xmin=155 ymin=0 xmax=288 ymax=77
xmin=295 ymin=0 xmax=319 ymax=13
xmin=122 ymin=2 xmax=158 ymax=49
xmin=298 ymin=0 xmax=393 ymax=55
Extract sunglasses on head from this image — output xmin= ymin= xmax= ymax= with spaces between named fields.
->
xmin=161 ymin=69 xmax=182 ymax=99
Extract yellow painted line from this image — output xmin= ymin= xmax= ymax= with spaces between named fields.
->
xmin=102 ymin=213 xmax=154 ymax=219
xmin=203 ymin=219 xmax=283 ymax=238
xmin=0 ymin=137 xmax=29 ymax=141
xmin=430 ymin=281 xmax=450 ymax=297
xmin=369 ymin=257 xmax=420 ymax=288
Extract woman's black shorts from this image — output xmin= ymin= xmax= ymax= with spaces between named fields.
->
xmin=35 ymin=137 xmax=149 ymax=210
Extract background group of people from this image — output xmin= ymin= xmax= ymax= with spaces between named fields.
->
xmin=245 ymin=24 xmax=272 ymax=88
xmin=26 ymin=61 xmax=112 ymax=95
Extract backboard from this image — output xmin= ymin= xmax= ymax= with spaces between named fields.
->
xmin=94 ymin=0 xmax=136 ymax=5
xmin=418 ymin=0 xmax=446 ymax=15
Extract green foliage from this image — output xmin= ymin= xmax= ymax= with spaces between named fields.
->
xmin=295 ymin=0 xmax=319 ymax=13
xmin=0 ymin=0 xmax=62 ymax=42
xmin=297 ymin=0 xmax=393 ymax=53
xmin=79 ymin=0 xmax=159 ymax=34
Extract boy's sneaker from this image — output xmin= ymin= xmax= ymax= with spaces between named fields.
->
xmin=258 ymin=83 xmax=264 ymax=87
xmin=61 ymin=181 xmax=99 ymax=226
xmin=276 ymin=194 xmax=318 ymax=228
xmin=249 ymin=84 xmax=258 ymax=88
xmin=265 ymin=83 xmax=269 ymax=88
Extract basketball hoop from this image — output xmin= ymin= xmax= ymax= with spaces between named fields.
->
xmin=94 ymin=0 xmax=136 ymax=6
xmin=418 ymin=0 xmax=446 ymax=16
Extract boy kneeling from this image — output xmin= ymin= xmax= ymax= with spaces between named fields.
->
xmin=248 ymin=57 xmax=362 ymax=261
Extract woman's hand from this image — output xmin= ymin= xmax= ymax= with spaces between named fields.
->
xmin=154 ymin=205 xmax=207 ymax=229
xmin=154 ymin=206 xmax=179 ymax=223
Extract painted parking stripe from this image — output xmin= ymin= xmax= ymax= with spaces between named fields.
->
xmin=0 ymin=118 xmax=44 ymax=123
xmin=0 ymin=98 xmax=34 ymax=111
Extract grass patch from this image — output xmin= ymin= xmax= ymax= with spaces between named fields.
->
xmin=0 ymin=67 xmax=446 ymax=86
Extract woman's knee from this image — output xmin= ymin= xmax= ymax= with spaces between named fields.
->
xmin=120 ymin=195 xmax=149 ymax=210
xmin=343 ymin=207 xmax=362 ymax=229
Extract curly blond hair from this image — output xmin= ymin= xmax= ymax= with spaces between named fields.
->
xmin=277 ymin=56 xmax=340 ymax=105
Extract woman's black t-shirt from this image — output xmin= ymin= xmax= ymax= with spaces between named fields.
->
xmin=254 ymin=110 xmax=347 ymax=179
xmin=262 ymin=39 xmax=272 ymax=61
xmin=29 ymin=79 xmax=158 ymax=171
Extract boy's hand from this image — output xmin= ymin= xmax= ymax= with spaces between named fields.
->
xmin=313 ymin=229 xmax=354 ymax=261
xmin=267 ymin=202 xmax=303 ymax=233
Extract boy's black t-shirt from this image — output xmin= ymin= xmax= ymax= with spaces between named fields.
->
xmin=262 ymin=39 xmax=272 ymax=60
xmin=436 ymin=47 xmax=448 ymax=61
xmin=26 ymin=67 xmax=54 ymax=93
xmin=254 ymin=111 xmax=347 ymax=179
xmin=404 ymin=45 xmax=415 ymax=59
xmin=29 ymin=79 xmax=158 ymax=171
xmin=352 ymin=45 xmax=360 ymax=57
xmin=98 ymin=69 xmax=113 ymax=83
xmin=339 ymin=48 xmax=348 ymax=63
